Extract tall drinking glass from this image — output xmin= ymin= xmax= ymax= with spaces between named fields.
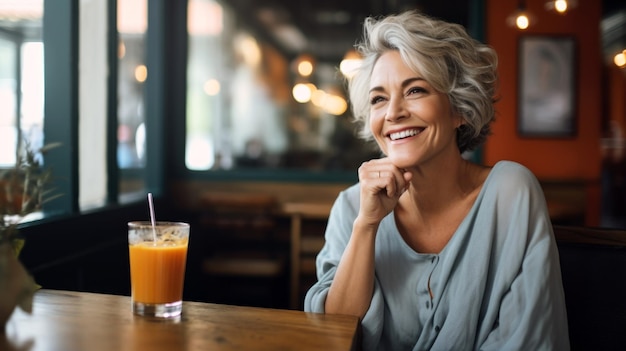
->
xmin=128 ymin=221 xmax=190 ymax=318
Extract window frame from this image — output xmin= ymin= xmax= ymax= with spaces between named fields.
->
xmin=39 ymin=0 xmax=169 ymax=219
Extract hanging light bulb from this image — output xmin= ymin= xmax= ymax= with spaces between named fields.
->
xmin=298 ymin=60 xmax=313 ymax=77
xmin=554 ymin=0 xmax=568 ymax=13
xmin=340 ymin=49 xmax=363 ymax=78
xmin=614 ymin=50 xmax=626 ymax=68
xmin=516 ymin=13 xmax=530 ymax=30
xmin=292 ymin=54 xmax=315 ymax=77
xmin=506 ymin=0 xmax=535 ymax=30
xmin=545 ymin=0 xmax=577 ymax=14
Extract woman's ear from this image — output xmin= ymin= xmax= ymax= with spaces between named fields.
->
xmin=455 ymin=115 xmax=466 ymax=129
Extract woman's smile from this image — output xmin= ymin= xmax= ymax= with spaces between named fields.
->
xmin=388 ymin=127 xmax=425 ymax=141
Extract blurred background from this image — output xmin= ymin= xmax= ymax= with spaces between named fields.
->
xmin=1 ymin=0 xmax=625 ymax=310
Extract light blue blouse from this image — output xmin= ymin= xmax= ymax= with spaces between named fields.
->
xmin=304 ymin=161 xmax=570 ymax=350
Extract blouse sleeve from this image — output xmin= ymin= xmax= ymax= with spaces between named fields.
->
xmin=477 ymin=164 xmax=570 ymax=350
xmin=303 ymin=186 xmax=385 ymax=347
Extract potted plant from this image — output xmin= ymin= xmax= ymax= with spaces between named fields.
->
xmin=0 ymin=141 xmax=59 ymax=331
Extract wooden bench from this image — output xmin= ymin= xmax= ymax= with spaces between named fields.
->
xmin=554 ymin=225 xmax=626 ymax=350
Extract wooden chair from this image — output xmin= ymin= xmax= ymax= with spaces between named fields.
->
xmin=198 ymin=192 xmax=287 ymax=308
xmin=282 ymin=201 xmax=333 ymax=310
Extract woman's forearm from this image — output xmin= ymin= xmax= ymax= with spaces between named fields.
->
xmin=324 ymin=218 xmax=378 ymax=318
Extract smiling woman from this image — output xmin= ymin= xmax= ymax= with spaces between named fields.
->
xmin=304 ymin=11 xmax=570 ymax=350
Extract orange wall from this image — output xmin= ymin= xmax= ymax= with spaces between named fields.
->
xmin=609 ymin=64 xmax=626 ymax=131
xmin=484 ymin=0 xmax=603 ymax=224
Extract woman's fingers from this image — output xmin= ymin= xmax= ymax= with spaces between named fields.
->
xmin=357 ymin=159 xmax=410 ymax=226
xmin=368 ymin=170 xmax=382 ymax=179
xmin=358 ymin=159 xmax=407 ymax=198
xmin=379 ymin=170 xmax=398 ymax=197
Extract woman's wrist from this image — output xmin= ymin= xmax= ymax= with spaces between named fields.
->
xmin=353 ymin=216 xmax=381 ymax=237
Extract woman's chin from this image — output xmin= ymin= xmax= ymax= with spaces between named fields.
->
xmin=388 ymin=155 xmax=417 ymax=169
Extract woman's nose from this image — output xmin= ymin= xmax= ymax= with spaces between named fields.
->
xmin=385 ymin=97 xmax=408 ymax=122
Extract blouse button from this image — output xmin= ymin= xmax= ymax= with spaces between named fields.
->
xmin=425 ymin=301 xmax=430 ymax=308
xmin=435 ymin=325 xmax=441 ymax=333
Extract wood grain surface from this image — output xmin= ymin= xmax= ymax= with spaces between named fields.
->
xmin=2 ymin=289 xmax=360 ymax=351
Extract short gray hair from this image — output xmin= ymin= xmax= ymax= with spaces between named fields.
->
xmin=349 ymin=10 xmax=499 ymax=153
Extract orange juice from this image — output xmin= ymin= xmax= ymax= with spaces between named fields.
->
xmin=129 ymin=241 xmax=188 ymax=304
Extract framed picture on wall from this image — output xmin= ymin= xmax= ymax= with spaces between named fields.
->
xmin=518 ymin=36 xmax=576 ymax=137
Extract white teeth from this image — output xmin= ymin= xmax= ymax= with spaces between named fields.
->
xmin=390 ymin=129 xmax=420 ymax=141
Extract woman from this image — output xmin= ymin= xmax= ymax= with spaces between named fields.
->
xmin=304 ymin=10 xmax=570 ymax=350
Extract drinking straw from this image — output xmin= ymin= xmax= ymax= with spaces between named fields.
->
xmin=148 ymin=193 xmax=157 ymax=243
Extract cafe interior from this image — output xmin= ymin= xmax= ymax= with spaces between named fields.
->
xmin=1 ymin=0 xmax=626 ymax=349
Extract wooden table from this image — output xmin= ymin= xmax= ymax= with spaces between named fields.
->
xmin=2 ymin=289 xmax=360 ymax=351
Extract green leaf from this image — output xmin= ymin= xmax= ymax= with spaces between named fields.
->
xmin=12 ymin=238 xmax=25 ymax=257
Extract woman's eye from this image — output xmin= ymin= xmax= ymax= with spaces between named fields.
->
xmin=407 ymin=86 xmax=427 ymax=95
xmin=370 ymin=96 xmax=385 ymax=105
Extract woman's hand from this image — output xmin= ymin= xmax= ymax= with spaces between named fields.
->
xmin=324 ymin=157 xmax=411 ymax=317
xmin=357 ymin=158 xmax=412 ymax=227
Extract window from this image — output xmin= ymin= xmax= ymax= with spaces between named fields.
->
xmin=78 ymin=0 xmax=108 ymax=209
xmin=184 ymin=0 xmax=378 ymax=175
xmin=185 ymin=0 xmax=228 ymax=170
xmin=117 ymin=0 xmax=147 ymax=170
xmin=78 ymin=0 xmax=149 ymax=210
xmin=117 ymin=0 xmax=147 ymax=200
xmin=0 ymin=35 xmax=18 ymax=166
xmin=0 ymin=3 xmax=44 ymax=168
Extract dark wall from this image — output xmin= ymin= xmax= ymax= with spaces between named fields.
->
xmin=558 ymin=242 xmax=626 ymax=350
xmin=17 ymin=198 xmax=200 ymax=298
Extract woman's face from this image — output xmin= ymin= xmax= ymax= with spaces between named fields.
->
xmin=368 ymin=50 xmax=462 ymax=169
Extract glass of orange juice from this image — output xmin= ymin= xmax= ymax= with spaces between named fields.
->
xmin=128 ymin=221 xmax=190 ymax=318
